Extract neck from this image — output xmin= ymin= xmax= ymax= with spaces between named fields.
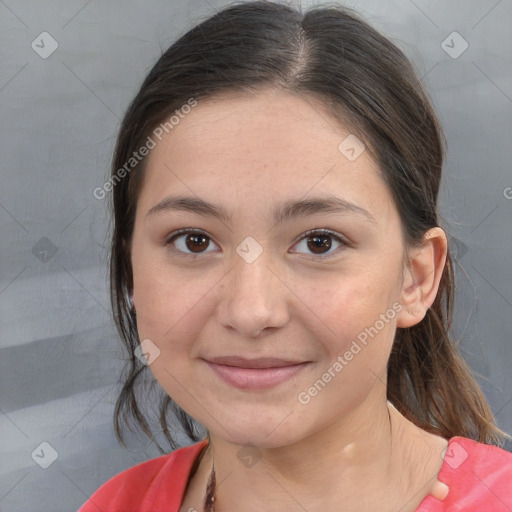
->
xmin=196 ymin=393 xmax=439 ymax=512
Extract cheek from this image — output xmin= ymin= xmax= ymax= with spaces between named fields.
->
xmin=132 ymin=255 xmax=222 ymax=351
xmin=297 ymin=266 xmax=400 ymax=352
xmin=296 ymin=280 xmax=399 ymax=413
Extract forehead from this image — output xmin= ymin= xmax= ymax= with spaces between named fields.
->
xmin=139 ymin=88 xmax=392 ymax=221
xmin=156 ymin=88 xmax=357 ymax=161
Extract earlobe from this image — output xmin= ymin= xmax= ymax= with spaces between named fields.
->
xmin=396 ymin=227 xmax=447 ymax=328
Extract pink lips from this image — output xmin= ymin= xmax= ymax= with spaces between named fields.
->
xmin=203 ymin=356 xmax=311 ymax=390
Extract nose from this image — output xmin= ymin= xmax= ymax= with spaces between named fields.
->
xmin=215 ymin=250 xmax=290 ymax=338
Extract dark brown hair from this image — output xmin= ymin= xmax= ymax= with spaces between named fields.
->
xmin=108 ymin=0 xmax=508 ymax=452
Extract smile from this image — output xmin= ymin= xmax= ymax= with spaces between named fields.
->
xmin=203 ymin=359 xmax=312 ymax=390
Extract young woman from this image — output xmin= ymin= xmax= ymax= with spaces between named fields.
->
xmin=80 ymin=2 xmax=512 ymax=511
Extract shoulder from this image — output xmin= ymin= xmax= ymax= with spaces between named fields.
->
xmin=444 ymin=436 xmax=512 ymax=476
xmin=420 ymin=436 xmax=512 ymax=511
xmin=78 ymin=439 xmax=209 ymax=512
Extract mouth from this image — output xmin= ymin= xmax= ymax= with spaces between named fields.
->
xmin=206 ymin=356 xmax=308 ymax=368
xmin=202 ymin=356 xmax=312 ymax=390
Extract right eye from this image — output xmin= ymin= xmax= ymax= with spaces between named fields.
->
xmin=165 ymin=228 xmax=220 ymax=258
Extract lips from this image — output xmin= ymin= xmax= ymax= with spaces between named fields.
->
xmin=206 ymin=356 xmax=307 ymax=369
xmin=203 ymin=356 xmax=312 ymax=390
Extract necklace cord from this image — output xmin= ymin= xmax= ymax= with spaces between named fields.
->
xmin=204 ymin=442 xmax=216 ymax=512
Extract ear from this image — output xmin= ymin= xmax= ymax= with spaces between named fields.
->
xmin=396 ymin=227 xmax=448 ymax=328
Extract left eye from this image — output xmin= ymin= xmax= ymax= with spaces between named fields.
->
xmin=291 ymin=229 xmax=347 ymax=258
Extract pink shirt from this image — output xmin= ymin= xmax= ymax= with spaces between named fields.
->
xmin=79 ymin=436 xmax=512 ymax=511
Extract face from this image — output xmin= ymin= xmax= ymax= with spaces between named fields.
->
xmin=130 ymin=88 xmax=408 ymax=448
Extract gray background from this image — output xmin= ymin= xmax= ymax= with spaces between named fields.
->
xmin=1 ymin=0 xmax=511 ymax=510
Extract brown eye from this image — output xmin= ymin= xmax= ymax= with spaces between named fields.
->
xmin=291 ymin=229 xmax=347 ymax=259
xmin=306 ymin=234 xmax=332 ymax=254
xmin=165 ymin=229 xmax=218 ymax=257
xmin=184 ymin=233 xmax=210 ymax=253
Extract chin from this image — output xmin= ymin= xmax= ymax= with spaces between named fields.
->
xmin=208 ymin=410 xmax=311 ymax=450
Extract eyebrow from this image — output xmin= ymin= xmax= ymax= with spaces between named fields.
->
xmin=145 ymin=194 xmax=377 ymax=225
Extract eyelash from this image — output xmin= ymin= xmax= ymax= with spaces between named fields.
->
xmin=164 ymin=228 xmax=351 ymax=260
